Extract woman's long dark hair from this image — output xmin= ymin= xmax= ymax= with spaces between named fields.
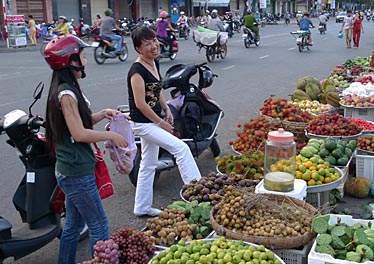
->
xmin=45 ymin=53 xmax=92 ymax=154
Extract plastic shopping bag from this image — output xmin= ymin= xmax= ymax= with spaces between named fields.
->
xmin=338 ymin=31 xmax=343 ymax=38
xmin=105 ymin=114 xmax=137 ymax=175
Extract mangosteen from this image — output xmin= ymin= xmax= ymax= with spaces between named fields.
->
xmin=218 ymin=189 xmax=225 ymax=196
xmin=213 ymin=184 xmax=220 ymax=190
xmin=182 ymin=184 xmax=188 ymax=191
xmin=205 ymin=182 xmax=213 ymax=189
xmin=196 ymin=184 xmax=204 ymax=193
xmin=183 ymin=193 xmax=190 ymax=200
xmin=202 ymin=187 xmax=210 ymax=195
xmin=215 ymin=178 xmax=224 ymax=186
xmin=203 ymin=194 xmax=210 ymax=202
xmin=200 ymin=179 xmax=207 ymax=185
xmin=211 ymin=189 xmax=217 ymax=194
xmin=221 ymin=174 xmax=228 ymax=181
xmin=208 ymin=171 xmax=216 ymax=177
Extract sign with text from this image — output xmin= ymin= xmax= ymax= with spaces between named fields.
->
xmin=330 ymin=0 xmax=335 ymax=9
xmin=5 ymin=15 xmax=24 ymax=24
xmin=260 ymin=0 xmax=267 ymax=9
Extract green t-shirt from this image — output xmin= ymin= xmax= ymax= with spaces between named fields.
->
xmin=55 ymin=84 xmax=95 ymax=177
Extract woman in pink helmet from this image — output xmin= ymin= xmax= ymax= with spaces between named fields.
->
xmin=156 ymin=11 xmax=177 ymax=54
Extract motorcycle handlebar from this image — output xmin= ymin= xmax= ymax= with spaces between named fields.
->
xmin=28 ymin=117 xmax=46 ymax=130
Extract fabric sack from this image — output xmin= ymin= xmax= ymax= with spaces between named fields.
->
xmin=94 ymin=143 xmax=114 ymax=199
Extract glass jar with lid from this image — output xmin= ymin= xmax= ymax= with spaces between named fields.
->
xmin=264 ymin=128 xmax=296 ymax=192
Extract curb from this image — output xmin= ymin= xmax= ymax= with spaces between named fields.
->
xmin=0 ymin=45 xmax=40 ymax=53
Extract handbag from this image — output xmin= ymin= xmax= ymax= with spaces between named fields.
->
xmin=94 ymin=143 xmax=114 ymax=199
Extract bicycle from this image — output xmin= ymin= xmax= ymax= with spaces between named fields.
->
xmin=193 ymin=30 xmax=228 ymax=62
xmin=290 ymin=30 xmax=312 ymax=52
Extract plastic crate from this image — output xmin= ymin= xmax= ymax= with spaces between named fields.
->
xmin=355 ymin=150 xmax=374 ymax=182
xmin=306 ymin=191 xmax=330 ymax=208
xmin=273 ymin=239 xmax=314 ymax=264
xmin=343 ymin=106 xmax=374 ymax=121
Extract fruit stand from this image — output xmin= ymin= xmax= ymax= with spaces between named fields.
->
xmin=81 ymin=54 xmax=374 ymax=264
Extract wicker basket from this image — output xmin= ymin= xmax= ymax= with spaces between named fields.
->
xmin=263 ymin=115 xmax=308 ymax=143
xmin=210 ymin=193 xmax=317 ymax=250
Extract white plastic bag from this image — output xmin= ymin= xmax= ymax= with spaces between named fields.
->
xmin=105 ymin=114 xmax=137 ymax=174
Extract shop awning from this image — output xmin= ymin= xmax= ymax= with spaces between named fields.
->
xmin=193 ymin=0 xmax=230 ymax=7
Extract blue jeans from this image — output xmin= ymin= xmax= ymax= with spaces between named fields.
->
xmin=110 ymin=34 xmax=123 ymax=52
xmin=56 ymin=173 xmax=109 ymax=264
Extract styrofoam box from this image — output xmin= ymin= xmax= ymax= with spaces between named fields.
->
xmin=308 ymin=214 xmax=374 ymax=264
xmin=255 ymin=179 xmax=307 ymax=201
xmin=355 ymin=151 xmax=374 ymax=183
xmin=343 ymin=107 xmax=374 ymax=122
xmin=273 ymin=239 xmax=314 ymax=264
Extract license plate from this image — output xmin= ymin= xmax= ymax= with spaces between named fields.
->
xmin=242 ymin=34 xmax=248 ymax=38
xmin=91 ymin=42 xmax=100 ymax=47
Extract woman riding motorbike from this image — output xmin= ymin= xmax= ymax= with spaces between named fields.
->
xmin=156 ymin=11 xmax=177 ymax=55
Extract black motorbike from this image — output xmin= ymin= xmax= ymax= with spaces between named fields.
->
xmin=92 ymin=30 xmax=129 ymax=65
xmin=157 ymin=31 xmax=178 ymax=60
xmin=0 ymin=82 xmax=88 ymax=263
xmin=242 ymin=25 xmax=260 ymax=48
xmin=175 ymin=23 xmax=190 ymax=40
xmin=119 ymin=18 xmax=137 ymax=36
xmin=223 ymin=20 xmax=234 ymax=37
xmin=124 ymin=63 xmax=224 ymax=186
xmin=318 ymin=22 xmax=326 ymax=34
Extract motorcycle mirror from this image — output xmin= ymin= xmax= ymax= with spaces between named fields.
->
xmin=29 ymin=82 xmax=44 ymax=117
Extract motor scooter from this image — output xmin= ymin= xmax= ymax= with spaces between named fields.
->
xmin=157 ymin=30 xmax=179 ymax=61
xmin=242 ymin=24 xmax=260 ymax=48
xmin=122 ymin=63 xmax=224 ymax=186
xmin=318 ymin=22 xmax=326 ymax=34
xmin=92 ymin=29 xmax=129 ymax=65
xmin=0 ymin=82 xmax=88 ymax=263
xmin=175 ymin=22 xmax=190 ymax=40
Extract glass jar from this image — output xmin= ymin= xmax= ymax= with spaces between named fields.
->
xmin=264 ymin=128 xmax=296 ymax=192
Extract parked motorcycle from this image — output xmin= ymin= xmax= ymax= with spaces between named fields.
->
xmin=0 ymin=82 xmax=88 ymax=263
xmin=119 ymin=18 xmax=137 ymax=36
xmin=157 ymin=31 xmax=178 ymax=60
xmin=242 ymin=25 xmax=260 ymax=48
xmin=123 ymin=63 xmax=224 ymax=186
xmin=92 ymin=30 xmax=129 ymax=64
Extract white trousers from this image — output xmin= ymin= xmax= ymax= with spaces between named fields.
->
xmin=132 ymin=122 xmax=201 ymax=215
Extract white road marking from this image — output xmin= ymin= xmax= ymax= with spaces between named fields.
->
xmin=288 ymin=47 xmax=296 ymax=50
xmin=259 ymin=55 xmax=269 ymax=59
xmin=223 ymin=65 xmax=235 ymax=70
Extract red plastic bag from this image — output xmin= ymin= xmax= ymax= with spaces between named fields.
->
xmin=105 ymin=114 xmax=137 ymax=174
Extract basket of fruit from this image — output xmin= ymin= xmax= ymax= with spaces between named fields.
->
xmin=210 ymin=188 xmax=318 ymax=250
xmin=180 ymin=172 xmax=257 ymax=205
xmin=305 ymin=113 xmax=363 ymax=140
xmin=215 ymin=151 xmax=264 ymax=180
xmin=149 ymin=237 xmax=285 ymax=264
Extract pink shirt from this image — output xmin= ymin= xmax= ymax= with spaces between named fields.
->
xmin=157 ymin=19 xmax=169 ymax=38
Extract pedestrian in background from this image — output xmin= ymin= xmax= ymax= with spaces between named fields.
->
xmin=128 ymin=26 xmax=201 ymax=217
xmin=341 ymin=10 xmax=353 ymax=48
xmin=28 ymin=15 xmax=37 ymax=45
xmin=352 ymin=13 xmax=364 ymax=48
xmin=43 ymin=35 xmax=128 ymax=264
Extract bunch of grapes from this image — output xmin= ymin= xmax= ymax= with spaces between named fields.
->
xmin=110 ymin=227 xmax=155 ymax=264
xmin=81 ymin=239 xmax=120 ymax=264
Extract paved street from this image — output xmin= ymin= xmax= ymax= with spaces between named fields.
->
xmin=0 ymin=18 xmax=373 ymax=263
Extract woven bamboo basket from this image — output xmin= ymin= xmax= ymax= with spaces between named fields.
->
xmin=210 ymin=193 xmax=318 ymax=250
xmin=263 ymin=115 xmax=309 ymax=143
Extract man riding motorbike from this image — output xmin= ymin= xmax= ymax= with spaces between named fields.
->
xmin=176 ymin=11 xmax=189 ymax=35
xmin=156 ymin=11 xmax=177 ymax=55
xmin=243 ymin=10 xmax=259 ymax=40
xmin=99 ymin=8 xmax=124 ymax=54
xmin=200 ymin=10 xmax=211 ymax=26
xmin=299 ymin=13 xmax=315 ymax=44
xmin=318 ymin=12 xmax=328 ymax=31
xmin=207 ymin=9 xmax=225 ymax=32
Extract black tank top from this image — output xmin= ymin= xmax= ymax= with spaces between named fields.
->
xmin=127 ymin=61 xmax=163 ymax=123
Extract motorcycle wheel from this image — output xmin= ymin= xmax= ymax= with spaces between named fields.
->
xmin=169 ymin=52 xmax=177 ymax=60
xmin=118 ymin=45 xmax=129 ymax=62
xmin=206 ymin=46 xmax=216 ymax=62
xmin=244 ymin=38 xmax=250 ymax=48
xmin=298 ymin=42 xmax=303 ymax=52
xmin=219 ymin=44 xmax=227 ymax=59
xmin=94 ymin=46 xmax=106 ymax=64
xmin=210 ymin=138 xmax=220 ymax=157
xmin=184 ymin=31 xmax=189 ymax=40
xmin=235 ymin=25 xmax=241 ymax=33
